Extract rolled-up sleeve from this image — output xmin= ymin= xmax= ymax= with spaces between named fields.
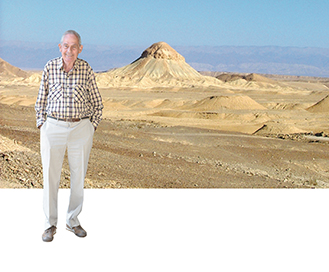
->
xmin=35 ymin=66 xmax=49 ymax=128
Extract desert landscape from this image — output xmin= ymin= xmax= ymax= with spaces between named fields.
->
xmin=1 ymin=42 xmax=329 ymax=188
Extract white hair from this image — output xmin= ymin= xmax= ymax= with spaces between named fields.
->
xmin=60 ymin=30 xmax=81 ymax=46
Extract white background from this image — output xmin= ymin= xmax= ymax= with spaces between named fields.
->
xmin=0 ymin=189 xmax=328 ymax=272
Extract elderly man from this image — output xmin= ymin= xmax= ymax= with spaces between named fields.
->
xmin=35 ymin=30 xmax=103 ymax=242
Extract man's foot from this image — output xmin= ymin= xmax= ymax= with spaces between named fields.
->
xmin=42 ymin=226 xmax=57 ymax=242
xmin=66 ymin=224 xmax=87 ymax=238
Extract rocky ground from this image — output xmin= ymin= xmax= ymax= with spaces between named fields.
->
xmin=1 ymin=103 xmax=329 ymax=189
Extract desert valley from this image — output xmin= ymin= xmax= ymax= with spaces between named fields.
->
xmin=1 ymin=42 xmax=329 ymax=188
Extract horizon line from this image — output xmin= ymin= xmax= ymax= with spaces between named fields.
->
xmin=1 ymin=39 xmax=328 ymax=50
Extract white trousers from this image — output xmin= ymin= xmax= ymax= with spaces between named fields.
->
xmin=40 ymin=118 xmax=94 ymax=230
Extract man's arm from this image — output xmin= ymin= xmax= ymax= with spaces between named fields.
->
xmin=88 ymin=70 xmax=103 ymax=130
xmin=35 ymin=66 xmax=49 ymax=129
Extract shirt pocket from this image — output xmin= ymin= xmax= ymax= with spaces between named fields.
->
xmin=74 ymin=85 xmax=87 ymax=103
xmin=48 ymin=83 xmax=63 ymax=101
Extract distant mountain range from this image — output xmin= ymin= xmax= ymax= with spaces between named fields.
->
xmin=1 ymin=40 xmax=328 ymax=77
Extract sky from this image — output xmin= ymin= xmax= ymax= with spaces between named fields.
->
xmin=1 ymin=0 xmax=329 ymax=48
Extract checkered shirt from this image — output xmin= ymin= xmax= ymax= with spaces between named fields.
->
xmin=35 ymin=57 xmax=103 ymax=128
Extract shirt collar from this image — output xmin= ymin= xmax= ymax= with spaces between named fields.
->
xmin=57 ymin=57 xmax=81 ymax=71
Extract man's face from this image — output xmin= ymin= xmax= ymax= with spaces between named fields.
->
xmin=59 ymin=34 xmax=83 ymax=66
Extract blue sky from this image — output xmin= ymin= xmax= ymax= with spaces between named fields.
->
xmin=1 ymin=0 xmax=329 ymax=48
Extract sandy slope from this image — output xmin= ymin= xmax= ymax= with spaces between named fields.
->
xmin=0 ymin=57 xmax=29 ymax=78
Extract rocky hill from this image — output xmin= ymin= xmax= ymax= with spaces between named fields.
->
xmin=96 ymin=42 xmax=222 ymax=88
